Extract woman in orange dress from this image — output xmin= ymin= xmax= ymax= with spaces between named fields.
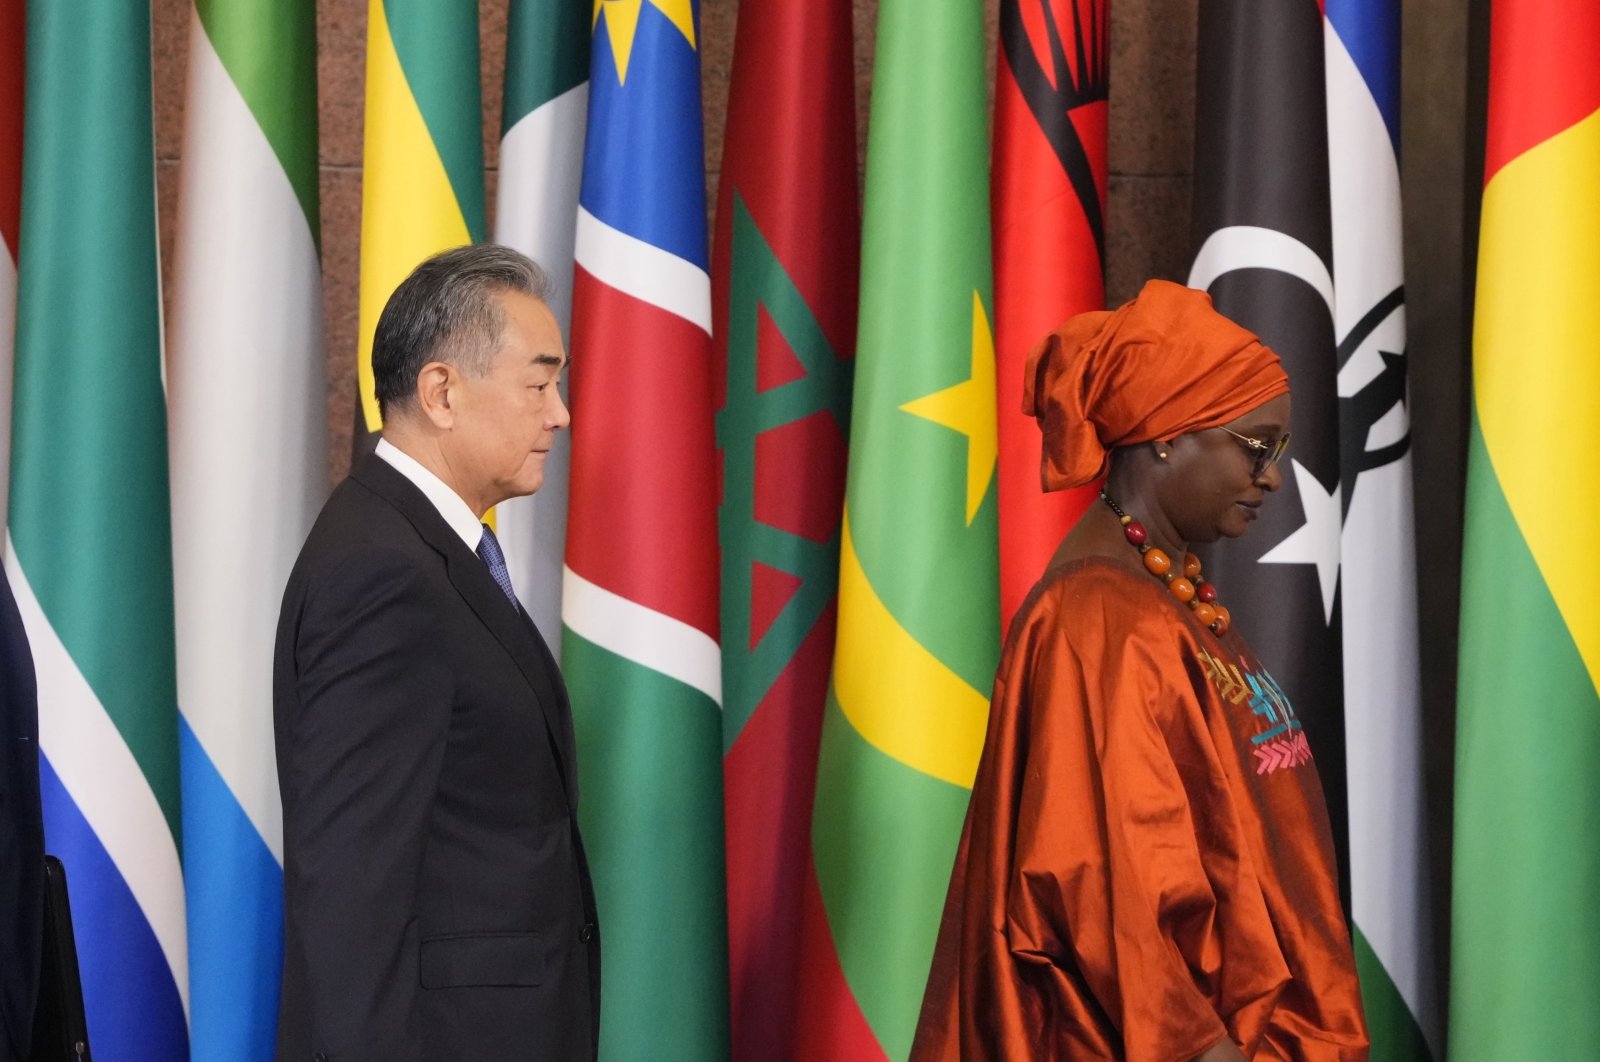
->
xmin=912 ymin=281 xmax=1369 ymax=1062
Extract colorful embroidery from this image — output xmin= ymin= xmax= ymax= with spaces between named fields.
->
xmin=1198 ymin=648 xmax=1310 ymax=774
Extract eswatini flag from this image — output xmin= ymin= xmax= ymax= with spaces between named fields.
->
xmin=1452 ymin=5 xmax=1600 ymax=1058
xmin=709 ymin=0 xmax=857 ymax=1055
xmin=562 ymin=0 xmax=730 ymax=1056
xmin=6 ymin=1 xmax=188 ymax=1057
xmin=992 ymin=0 xmax=1108 ymax=631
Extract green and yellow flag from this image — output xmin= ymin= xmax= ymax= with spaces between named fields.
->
xmin=356 ymin=0 xmax=485 ymax=439
xmin=809 ymin=0 xmax=997 ymax=1055
xmin=1452 ymin=2 xmax=1600 ymax=1058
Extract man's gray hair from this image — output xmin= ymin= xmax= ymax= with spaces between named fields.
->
xmin=372 ymin=244 xmax=553 ymax=419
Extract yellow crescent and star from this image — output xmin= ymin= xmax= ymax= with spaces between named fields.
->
xmin=594 ymin=0 xmax=697 ymax=84
xmin=899 ymin=292 xmax=997 ymax=526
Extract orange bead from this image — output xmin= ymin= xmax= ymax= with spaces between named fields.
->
xmin=1194 ymin=602 xmax=1217 ymax=626
xmin=1183 ymin=553 xmax=1202 ymax=580
xmin=1169 ymin=577 xmax=1195 ymax=602
xmin=1143 ymin=548 xmax=1171 ymax=577
xmin=1211 ymin=605 xmax=1231 ymax=636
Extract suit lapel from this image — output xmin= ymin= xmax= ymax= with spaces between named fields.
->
xmin=351 ymin=456 xmax=577 ymax=803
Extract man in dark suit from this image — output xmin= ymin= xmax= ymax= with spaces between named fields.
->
xmin=274 ymin=245 xmax=598 ymax=1061
xmin=1 ymin=566 xmax=42 ymax=1062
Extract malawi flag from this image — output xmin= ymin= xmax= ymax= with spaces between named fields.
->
xmin=1452 ymin=4 xmax=1600 ymax=1058
xmin=709 ymin=0 xmax=857 ymax=1055
xmin=492 ymin=0 xmax=589 ymax=650
xmin=1188 ymin=0 xmax=1350 ymax=883
xmin=167 ymin=0 xmax=326 ymax=1055
xmin=6 ymin=1 xmax=188 ymax=1057
xmin=1324 ymin=0 xmax=1436 ymax=1057
xmin=808 ymin=0 xmax=998 ymax=1055
xmin=992 ymin=0 xmax=1108 ymax=631
xmin=355 ymin=0 xmax=485 ymax=443
xmin=562 ymin=0 xmax=729 ymax=1056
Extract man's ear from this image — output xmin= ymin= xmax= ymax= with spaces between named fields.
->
xmin=415 ymin=361 xmax=455 ymax=429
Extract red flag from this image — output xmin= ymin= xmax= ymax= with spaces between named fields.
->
xmin=1 ymin=0 xmax=21 ymax=519
xmin=993 ymin=0 xmax=1110 ymax=629
xmin=709 ymin=0 xmax=861 ymax=1056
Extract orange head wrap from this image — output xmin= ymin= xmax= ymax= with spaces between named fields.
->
xmin=1022 ymin=279 xmax=1289 ymax=491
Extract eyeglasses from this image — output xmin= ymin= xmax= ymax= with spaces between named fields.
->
xmin=1216 ymin=426 xmax=1292 ymax=479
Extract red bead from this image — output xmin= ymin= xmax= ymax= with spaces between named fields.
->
xmin=1183 ymin=553 xmax=1202 ymax=580
xmin=1143 ymin=548 xmax=1171 ymax=577
xmin=1169 ymin=577 xmax=1196 ymax=603
xmin=1211 ymin=605 xmax=1231 ymax=636
xmin=1196 ymin=582 xmax=1218 ymax=604
xmin=1124 ymin=521 xmax=1147 ymax=546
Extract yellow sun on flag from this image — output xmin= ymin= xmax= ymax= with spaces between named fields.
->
xmin=593 ymin=0 xmax=697 ymax=84
xmin=899 ymin=292 xmax=998 ymax=525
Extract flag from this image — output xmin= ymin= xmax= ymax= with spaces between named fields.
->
xmin=168 ymin=0 xmax=324 ymax=1055
xmin=808 ymin=0 xmax=998 ymax=1054
xmin=0 ymin=0 xmax=20 ymax=531
xmin=992 ymin=0 xmax=1108 ymax=631
xmin=709 ymin=0 xmax=857 ymax=1055
xmin=1324 ymin=1 xmax=1436 ymax=1057
xmin=562 ymin=0 xmax=729 ymax=1056
xmin=5 ymin=1 xmax=188 ymax=1057
xmin=1452 ymin=4 xmax=1600 ymax=1057
xmin=492 ymin=0 xmax=589 ymax=651
xmin=355 ymin=0 xmax=485 ymax=444
xmin=1188 ymin=0 xmax=1349 ymax=882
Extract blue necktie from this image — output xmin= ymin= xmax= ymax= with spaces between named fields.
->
xmin=476 ymin=524 xmax=517 ymax=606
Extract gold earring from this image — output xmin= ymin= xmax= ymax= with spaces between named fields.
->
xmin=1158 ymin=450 xmax=1168 ymax=460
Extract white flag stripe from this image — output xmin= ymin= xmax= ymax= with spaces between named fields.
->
xmin=1326 ymin=21 xmax=1439 ymax=1054
xmin=168 ymin=18 xmax=325 ymax=862
xmin=562 ymin=562 xmax=722 ymax=706
xmin=574 ymin=204 xmax=711 ymax=333
xmin=5 ymin=539 xmax=190 ymax=1012
xmin=494 ymin=83 xmax=587 ymax=650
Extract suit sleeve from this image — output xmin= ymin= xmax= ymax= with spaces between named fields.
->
xmin=1004 ymin=602 xmax=1289 ymax=1062
xmin=278 ymin=550 xmax=452 ymax=1060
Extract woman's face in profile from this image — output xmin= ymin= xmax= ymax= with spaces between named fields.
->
xmin=1159 ymin=392 xmax=1291 ymax=544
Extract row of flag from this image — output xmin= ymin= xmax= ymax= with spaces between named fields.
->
xmin=2 ymin=0 xmax=1594 ymax=1059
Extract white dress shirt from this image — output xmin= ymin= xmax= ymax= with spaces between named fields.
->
xmin=374 ymin=437 xmax=482 ymax=552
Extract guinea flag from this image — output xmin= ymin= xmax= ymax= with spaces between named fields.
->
xmin=992 ymin=0 xmax=1108 ymax=631
xmin=1451 ymin=4 xmax=1600 ymax=1058
xmin=709 ymin=0 xmax=857 ymax=1057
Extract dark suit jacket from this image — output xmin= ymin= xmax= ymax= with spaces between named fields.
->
xmin=1 ymin=568 xmax=43 ymax=1062
xmin=273 ymin=454 xmax=599 ymax=1062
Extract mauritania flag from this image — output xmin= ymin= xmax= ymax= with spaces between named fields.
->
xmin=1453 ymin=3 xmax=1600 ymax=1057
xmin=5 ymin=1 xmax=188 ymax=1057
xmin=1325 ymin=1 xmax=1436 ymax=1057
xmin=168 ymin=0 xmax=325 ymax=1055
xmin=992 ymin=0 xmax=1108 ymax=631
xmin=1189 ymin=0 xmax=1350 ymax=883
xmin=0 ymin=0 xmax=18 ymax=530
xmin=709 ymin=0 xmax=856 ymax=1055
xmin=356 ymin=0 xmax=485 ymax=443
xmin=493 ymin=0 xmax=589 ymax=651
xmin=810 ymin=0 xmax=998 ymax=1054
xmin=562 ymin=0 xmax=729 ymax=1056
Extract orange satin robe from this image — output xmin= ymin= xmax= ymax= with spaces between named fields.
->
xmin=913 ymin=559 xmax=1369 ymax=1062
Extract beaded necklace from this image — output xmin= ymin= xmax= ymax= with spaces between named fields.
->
xmin=1099 ymin=490 xmax=1231 ymax=636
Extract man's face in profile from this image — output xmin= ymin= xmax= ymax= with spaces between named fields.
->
xmin=450 ymin=290 xmax=569 ymax=508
